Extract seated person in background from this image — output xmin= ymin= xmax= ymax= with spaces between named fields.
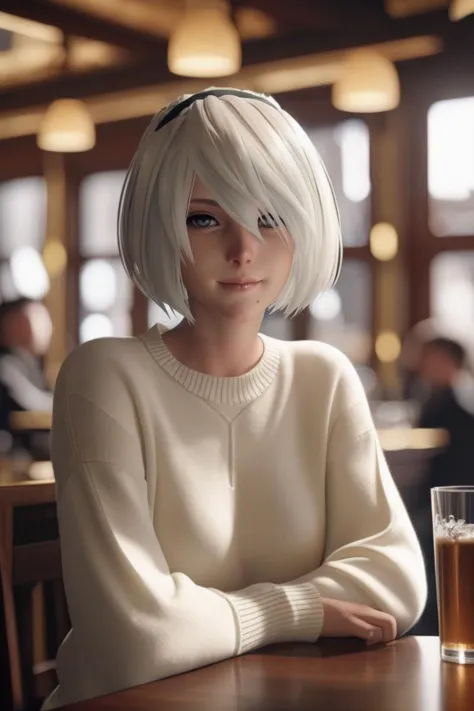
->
xmin=411 ymin=335 xmax=474 ymax=635
xmin=0 ymin=298 xmax=53 ymax=458
xmin=43 ymin=88 xmax=427 ymax=709
xmin=418 ymin=336 xmax=474 ymax=487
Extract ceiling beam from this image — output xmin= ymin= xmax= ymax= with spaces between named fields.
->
xmin=0 ymin=0 xmax=167 ymax=53
xmin=243 ymin=8 xmax=448 ymax=63
xmin=240 ymin=0 xmax=388 ymax=32
xmin=0 ymin=9 xmax=449 ymax=113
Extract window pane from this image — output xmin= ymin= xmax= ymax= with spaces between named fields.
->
xmin=308 ymin=120 xmax=371 ymax=247
xmin=308 ymin=260 xmax=372 ymax=363
xmin=428 ymin=98 xmax=474 ymax=237
xmin=79 ymin=258 xmax=133 ymax=341
xmin=431 ymin=251 xmax=474 ymax=331
xmin=79 ymin=171 xmax=126 ymax=256
xmin=0 ymin=177 xmax=46 ymax=258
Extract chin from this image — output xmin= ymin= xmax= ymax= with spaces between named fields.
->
xmin=221 ymin=307 xmax=266 ymax=323
xmin=208 ymin=299 xmax=267 ymax=323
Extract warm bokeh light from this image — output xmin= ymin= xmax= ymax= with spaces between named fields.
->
xmin=370 ymin=223 xmax=399 ymax=261
xmin=43 ymin=241 xmax=67 ymax=277
xmin=37 ymin=99 xmax=96 ymax=152
xmin=168 ymin=2 xmax=241 ymax=77
xmin=332 ymin=50 xmax=400 ymax=113
xmin=449 ymin=0 xmax=474 ymax=21
xmin=375 ymin=331 xmax=402 ymax=363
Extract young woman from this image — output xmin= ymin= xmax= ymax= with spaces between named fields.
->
xmin=43 ymin=88 xmax=427 ymax=709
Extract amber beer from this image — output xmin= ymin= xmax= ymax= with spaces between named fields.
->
xmin=436 ymin=537 xmax=474 ymax=649
xmin=432 ymin=486 xmax=474 ymax=664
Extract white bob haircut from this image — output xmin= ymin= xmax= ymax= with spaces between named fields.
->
xmin=118 ymin=87 xmax=342 ymax=323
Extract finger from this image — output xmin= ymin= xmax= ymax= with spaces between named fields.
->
xmin=348 ymin=617 xmax=383 ymax=645
xmin=358 ymin=609 xmax=397 ymax=642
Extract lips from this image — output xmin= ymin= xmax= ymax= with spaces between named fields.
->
xmin=219 ymin=279 xmax=262 ymax=285
xmin=218 ymin=280 xmax=262 ymax=291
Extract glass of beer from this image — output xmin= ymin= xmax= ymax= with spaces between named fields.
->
xmin=432 ymin=486 xmax=474 ymax=664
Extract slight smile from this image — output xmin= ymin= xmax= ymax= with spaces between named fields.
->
xmin=218 ymin=280 xmax=263 ymax=291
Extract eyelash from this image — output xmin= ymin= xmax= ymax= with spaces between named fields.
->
xmin=186 ymin=213 xmax=219 ymax=229
xmin=186 ymin=213 xmax=283 ymax=230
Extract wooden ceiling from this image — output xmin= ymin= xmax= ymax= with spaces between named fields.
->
xmin=0 ymin=0 xmax=473 ymax=132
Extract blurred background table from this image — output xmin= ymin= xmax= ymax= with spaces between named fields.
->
xmin=59 ymin=636 xmax=471 ymax=711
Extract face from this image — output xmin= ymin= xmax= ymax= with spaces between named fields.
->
xmin=181 ymin=177 xmax=294 ymax=323
xmin=24 ymin=302 xmax=53 ymax=356
xmin=419 ymin=345 xmax=456 ymax=389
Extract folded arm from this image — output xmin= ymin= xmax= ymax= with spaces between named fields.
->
xmin=289 ymin=357 xmax=427 ymax=636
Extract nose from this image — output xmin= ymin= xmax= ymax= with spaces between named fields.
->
xmin=225 ymin=222 xmax=259 ymax=266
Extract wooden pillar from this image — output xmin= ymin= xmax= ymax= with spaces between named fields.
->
xmin=42 ymin=153 xmax=73 ymax=387
xmin=370 ymin=109 xmax=409 ymax=398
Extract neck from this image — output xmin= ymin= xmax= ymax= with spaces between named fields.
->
xmin=162 ymin=314 xmax=264 ymax=377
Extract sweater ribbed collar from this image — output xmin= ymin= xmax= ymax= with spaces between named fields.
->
xmin=140 ymin=324 xmax=280 ymax=406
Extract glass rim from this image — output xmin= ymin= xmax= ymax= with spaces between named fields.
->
xmin=431 ymin=486 xmax=474 ymax=492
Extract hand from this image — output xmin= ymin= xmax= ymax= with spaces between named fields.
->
xmin=320 ymin=598 xmax=397 ymax=646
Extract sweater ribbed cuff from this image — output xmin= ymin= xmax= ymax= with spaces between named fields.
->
xmin=223 ymin=581 xmax=324 ymax=655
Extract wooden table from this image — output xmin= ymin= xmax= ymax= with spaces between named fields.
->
xmin=59 ymin=637 xmax=472 ymax=711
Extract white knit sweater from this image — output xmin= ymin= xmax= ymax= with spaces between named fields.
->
xmin=43 ymin=325 xmax=426 ymax=708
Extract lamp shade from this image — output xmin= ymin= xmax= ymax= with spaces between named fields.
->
xmin=449 ymin=0 xmax=474 ymax=21
xmin=168 ymin=7 xmax=241 ymax=77
xmin=37 ymin=99 xmax=96 ymax=152
xmin=332 ymin=50 xmax=400 ymax=113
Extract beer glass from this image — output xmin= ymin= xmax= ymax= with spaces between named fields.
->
xmin=432 ymin=487 xmax=474 ymax=664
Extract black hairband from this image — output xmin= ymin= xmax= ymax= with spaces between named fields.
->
xmin=155 ymin=89 xmax=275 ymax=130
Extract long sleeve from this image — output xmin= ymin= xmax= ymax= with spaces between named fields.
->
xmin=291 ymin=357 xmax=427 ymax=636
xmin=49 ymin=343 xmax=323 ymax=707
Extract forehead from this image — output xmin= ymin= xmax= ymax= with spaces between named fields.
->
xmin=189 ymin=176 xmax=213 ymax=202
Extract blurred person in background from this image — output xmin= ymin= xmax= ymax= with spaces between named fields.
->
xmin=411 ymin=334 xmax=474 ymax=636
xmin=0 ymin=297 xmax=53 ymax=458
xmin=399 ymin=319 xmax=440 ymax=408
xmin=417 ymin=335 xmax=474 ymax=487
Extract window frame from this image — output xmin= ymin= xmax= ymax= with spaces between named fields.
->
xmin=407 ymin=79 xmax=474 ymax=328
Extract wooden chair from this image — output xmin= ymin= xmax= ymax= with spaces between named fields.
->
xmin=0 ymin=474 xmax=68 ymax=710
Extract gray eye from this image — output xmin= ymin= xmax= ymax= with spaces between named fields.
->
xmin=186 ymin=213 xmax=219 ymax=229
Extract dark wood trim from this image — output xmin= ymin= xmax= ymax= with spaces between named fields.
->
xmin=237 ymin=0 xmax=388 ymax=32
xmin=69 ymin=118 xmax=148 ymax=175
xmin=422 ymin=236 xmax=474 ymax=254
xmin=64 ymin=159 xmax=80 ymax=353
xmin=1 ymin=0 xmax=167 ymax=54
xmin=0 ymin=136 xmax=43 ymax=180
xmin=12 ymin=540 xmax=61 ymax=586
xmin=0 ymin=9 xmax=452 ymax=112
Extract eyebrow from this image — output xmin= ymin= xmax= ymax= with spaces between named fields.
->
xmin=188 ymin=198 xmax=221 ymax=207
